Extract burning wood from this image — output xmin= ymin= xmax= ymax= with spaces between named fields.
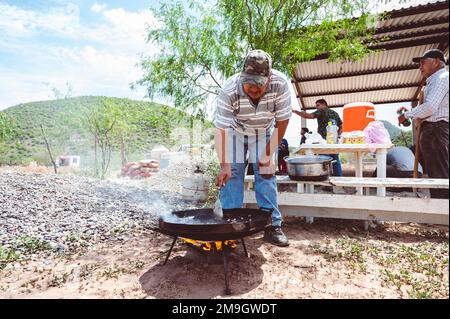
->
xmin=182 ymin=238 xmax=237 ymax=252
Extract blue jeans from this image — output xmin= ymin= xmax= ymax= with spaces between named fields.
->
xmin=219 ymin=131 xmax=282 ymax=227
xmin=328 ymin=154 xmax=343 ymax=177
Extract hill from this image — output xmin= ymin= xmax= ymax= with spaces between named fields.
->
xmin=380 ymin=120 xmax=413 ymax=147
xmin=380 ymin=120 xmax=401 ymax=139
xmin=0 ymin=96 xmax=211 ymax=168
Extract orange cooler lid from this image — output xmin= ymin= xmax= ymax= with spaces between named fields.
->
xmin=343 ymin=102 xmax=375 ymax=109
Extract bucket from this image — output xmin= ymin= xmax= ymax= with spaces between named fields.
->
xmin=181 ymin=173 xmax=210 ymax=202
xmin=150 ymin=146 xmax=169 ymax=161
xmin=342 ymin=102 xmax=376 ymax=132
xmin=160 ymin=151 xmax=186 ymax=169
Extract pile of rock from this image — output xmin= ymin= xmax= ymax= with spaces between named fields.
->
xmin=120 ymin=160 xmax=160 ymax=179
xmin=0 ymin=172 xmax=203 ymax=250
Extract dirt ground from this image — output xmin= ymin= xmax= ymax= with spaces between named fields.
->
xmin=1 ymin=218 xmax=448 ymax=299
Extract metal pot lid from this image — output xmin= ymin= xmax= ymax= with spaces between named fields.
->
xmin=285 ymin=155 xmax=333 ymax=164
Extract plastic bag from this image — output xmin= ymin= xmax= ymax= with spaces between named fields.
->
xmin=304 ymin=132 xmax=326 ymax=144
xmin=363 ymin=121 xmax=392 ymax=151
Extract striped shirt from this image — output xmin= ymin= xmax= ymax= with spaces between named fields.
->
xmin=214 ymin=69 xmax=292 ymax=135
xmin=406 ymin=68 xmax=449 ymax=123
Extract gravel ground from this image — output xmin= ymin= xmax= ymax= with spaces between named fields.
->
xmin=1 ymin=162 xmax=448 ymax=299
xmin=0 ymin=161 xmax=205 ymax=251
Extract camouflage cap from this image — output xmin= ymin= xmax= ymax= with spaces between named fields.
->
xmin=240 ymin=49 xmax=272 ymax=86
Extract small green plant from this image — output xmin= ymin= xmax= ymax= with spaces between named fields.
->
xmin=205 ymin=157 xmax=220 ymax=207
xmin=66 ymin=233 xmax=92 ymax=249
xmin=127 ymin=260 xmax=145 ymax=273
xmin=79 ymin=264 xmax=98 ymax=279
xmin=13 ymin=236 xmax=50 ymax=254
xmin=0 ymin=246 xmax=21 ymax=270
xmin=48 ymin=272 xmax=71 ymax=287
xmin=102 ymin=264 xmax=124 ymax=279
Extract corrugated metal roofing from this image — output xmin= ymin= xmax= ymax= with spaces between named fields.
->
xmin=292 ymin=0 xmax=449 ymax=109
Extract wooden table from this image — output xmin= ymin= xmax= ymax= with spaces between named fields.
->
xmin=294 ymin=143 xmax=393 ymax=196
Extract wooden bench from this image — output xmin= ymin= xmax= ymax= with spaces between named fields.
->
xmin=244 ymin=176 xmax=449 ymax=189
xmin=243 ymin=176 xmax=449 ymax=227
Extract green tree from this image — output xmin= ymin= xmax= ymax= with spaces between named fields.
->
xmin=0 ymin=112 xmax=17 ymax=142
xmin=0 ymin=112 xmax=19 ymax=163
xmin=392 ymin=130 xmax=413 ymax=148
xmin=38 ymin=105 xmax=83 ymax=171
xmin=84 ymin=98 xmax=121 ymax=179
xmin=137 ymin=0 xmax=377 ymax=113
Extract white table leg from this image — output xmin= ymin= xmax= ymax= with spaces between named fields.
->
xmin=303 ymin=149 xmax=315 ymax=224
xmin=305 ymin=183 xmax=314 ymax=224
xmin=305 ymin=184 xmax=314 ymax=194
xmin=363 ymin=221 xmax=370 ymax=231
xmin=355 ymin=152 xmax=363 ymax=195
xmin=376 ymin=149 xmax=387 ymax=197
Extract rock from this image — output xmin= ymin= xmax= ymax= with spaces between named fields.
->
xmin=0 ymin=162 xmax=205 ymax=250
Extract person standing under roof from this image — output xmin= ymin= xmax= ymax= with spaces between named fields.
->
xmin=293 ymin=99 xmax=343 ymax=176
xmin=398 ymin=49 xmax=449 ymax=199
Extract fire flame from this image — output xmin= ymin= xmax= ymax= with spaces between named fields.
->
xmin=182 ymin=238 xmax=237 ymax=251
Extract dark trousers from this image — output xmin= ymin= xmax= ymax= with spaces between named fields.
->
xmin=420 ymin=121 xmax=449 ymax=199
xmin=277 ymin=158 xmax=287 ymax=174
xmin=326 ymin=154 xmax=343 ymax=176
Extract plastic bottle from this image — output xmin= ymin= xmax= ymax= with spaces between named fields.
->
xmin=396 ymin=107 xmax=411 ymax=127
xmin=326 ymin=121 xmax=338 ymax=144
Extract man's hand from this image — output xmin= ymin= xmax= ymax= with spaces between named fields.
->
xmin=258 ymin=159 xmax=275 ymax=179
xmin=216 ymin=163 xmax=231 ymax=188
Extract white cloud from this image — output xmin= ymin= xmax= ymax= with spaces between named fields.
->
xmin=0 ymin=3 xmax=80 ymax=37
xmin=0 ymin=3 xmax=162 ymax=109
xmin=91 ymin=2 xmax=107 ymax=13
xmin=0 ymin=3 xmax=159 ymax=53
xmin=101 ymin=8 xmax=161 ymax=48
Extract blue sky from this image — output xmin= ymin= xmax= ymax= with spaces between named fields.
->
xmin=0 ymin=0 xmax=161 ymax=110
xmin=0 ymin=0 xmax=427 ymax=144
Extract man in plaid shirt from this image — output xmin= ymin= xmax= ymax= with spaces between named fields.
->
xmin=398 ymin=49 xmax=449 ymax=199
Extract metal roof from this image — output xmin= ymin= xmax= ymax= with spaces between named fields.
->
xmin=292 ymin=0 xmax=449 ymax=109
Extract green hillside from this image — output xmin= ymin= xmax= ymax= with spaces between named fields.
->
xmin=0 ymin=96 xmax=211 ymax=171
xmin=380 ymin=120 xmax=413 ymax=147
xmin=380 ymin=120 xmax=401 ymax=140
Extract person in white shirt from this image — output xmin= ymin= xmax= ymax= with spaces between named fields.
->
xmin=398 ymin=49 xmax=448 ymax=199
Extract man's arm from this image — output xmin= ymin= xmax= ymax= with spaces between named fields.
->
xmin=215 ymin=128 xmax=231 ymax=188
xmin=405 ymin=73 xmax=448 ymax=119
xmin=293 ymin=110 xmax=316 ymax=119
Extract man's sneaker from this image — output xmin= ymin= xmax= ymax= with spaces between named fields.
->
xmin=264 ymin=226 xmax=289 ymax=247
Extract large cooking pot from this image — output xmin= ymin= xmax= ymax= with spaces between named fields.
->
xmin=284 ymin=155 xmax=335 ymax=181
